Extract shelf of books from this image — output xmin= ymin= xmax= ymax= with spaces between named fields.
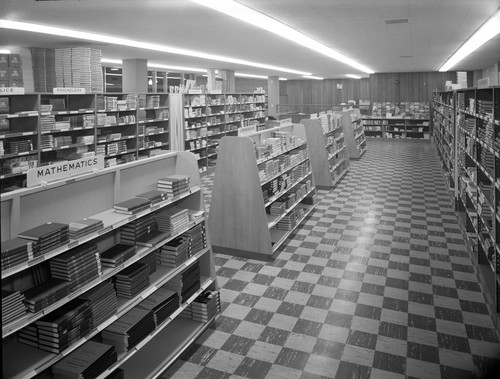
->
xmin=183 ymin=92 xmax=267 ymax=175
xmin=0 ymin=93 xmax=170 ymax=194
xmin=433 ymin=90 xmax=456 ymax=194
xmin=361 ymin=117 xmax=430 ymax=139
xmin=1 ymin=151 xmax=219 ymax=378
xmin=453 ymin=85 xmax=500 ymax=326
xmin=208 ymin=119 xmax=317 ymax=260
xmin=300 ymin=112 xmax=349 ymax=189
xmin=342 ymin=109 xmax=366 ymax=159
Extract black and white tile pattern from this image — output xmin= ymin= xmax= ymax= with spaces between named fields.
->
xmin=163 ymin=139 xmax=500 ymax=379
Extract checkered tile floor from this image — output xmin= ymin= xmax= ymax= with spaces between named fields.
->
xmin=162 ymin=139 xmax=500 ymax=379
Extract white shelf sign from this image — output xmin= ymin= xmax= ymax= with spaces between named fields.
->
xmin=0 ymin=87 xmax=25 ymax=94
xmin=27 ymin=155 xmax=104 ymax=187
xmin=53 ymin=87 xmax=86 ymax=94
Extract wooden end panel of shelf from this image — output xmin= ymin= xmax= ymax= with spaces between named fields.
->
xmin=208 ymin=136 xmax=273 ymax=257
xmin=300 ymin=119 xmax=333 ymax=188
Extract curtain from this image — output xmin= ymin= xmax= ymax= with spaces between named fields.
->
xmin=169 ymin=93 xmax=184 ymax=151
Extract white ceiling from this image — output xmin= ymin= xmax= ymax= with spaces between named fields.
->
xmin=0 ymin=0 xmax=499 ymax=79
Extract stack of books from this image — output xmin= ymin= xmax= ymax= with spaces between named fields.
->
xmin=147 ymin=95 xmax=160 ymax=108
xmin=21 ymin=298 xmax=92 ymax=353
xmin=119 ymin=215 xmax=156 ymax=245
xmin=41 ymin=135 xmax=55 ymax=149
xmin=9 ymin=139 xmax=33 ymax=154
xmin=183 ymin=222 xmax=206 ymax=256
xmin=269 ymin=200 xmax=286 ymax=216
xmin=1 ymin=290 xmax=27 ymax=326
xmin=181 ymin=262 xmax=200 ymax=303
xmin=100 ymin=243 xmax=136 ymax=268
xmin=157 ymin=174 xmax=190 ymax=197
xmin=40 ymin=115 xmax=56 ymax=132
xmin=22 ymin=278 xmax=72 ymax=312
xmin=101 ymin=307 xmax=155 ymax=353
xmin=78 ymin=281 xmax=118 ymax=329
xmin=113 ymin=197 xmax=151 ymax=215
xmin=49 ymin=243 xmax=101 ymax=290
xmin=1 ymin=237 xmax=33 ymax=270
xmin=156 ymin=206 xmax=190 ymax=236
xmin=134 ymin=189 xmax=168 ymax=205
xmin=114 ymin=262 xmax=150 ymax=299
xmin=182 ymin=290 xmax=220 ymax=323
xmin=137 ymin=286 xmax=179 ymax=327
xmin=68 ymin=218 xmax=104 ymax=240
xmin=52 ymin=340 xmax=117 ymax=379
xmin=264 ymin=137 xmax=282 ymax=154
xmin=156 ymin=236 xmax=189 ymax=268
xmin=18 ymin=222 xmax=69 ymax=257
xmin=138 ymin=251 xmax=157 ymax=274
xmin=258 ymin=159 xmax=279 ymax=181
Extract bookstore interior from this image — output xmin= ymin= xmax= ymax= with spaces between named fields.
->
xmin=1 ymin=1 xmax=500 ymax=378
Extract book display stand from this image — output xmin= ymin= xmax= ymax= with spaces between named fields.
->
xmin=341 ymin=109 xmax=366 ymax=159
xmin=1 ymin=151 xmax=218 ymax=378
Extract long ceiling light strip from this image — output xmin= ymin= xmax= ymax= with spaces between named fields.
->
xmin=191 ymin=0 xmax=374 ymax=74
xmin=439 ymin=8 xmax=500 ymax=72
xmin=303 ymin=75 xmax=323 ymax=80
xmin=0 ymin=19 xmax=311 ymax=76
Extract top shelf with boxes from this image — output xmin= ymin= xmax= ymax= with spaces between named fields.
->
xmin=0 ymin=53 xmax=24 ymax=88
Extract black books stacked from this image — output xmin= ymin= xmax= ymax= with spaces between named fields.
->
xmin=18 ymin=222 xmax=69 ymax=257
xmin=157 ymin=174 xmax=190 ymax=197
xmin=183 ymin=222 xmax=207 ymax=257
xmin=156 ymin=236 xmax=189 ymax=268
xmin=181 ymin=262 xmax=200 ymax=303
xmin=1 ymin=237 xmax=33 ymax=270
xmin=114 ymin=262 xmax=150 ymax=299
xmin=136 ymin=286 xmax=179 ymax=326
xmin=100 ymin=244 xmax=136 ymax=268
xmin=78 ymin=281 xmax=118 ymax=329
xmin=101 ymin=307 xmax=155 ymax=353
xmin=69 ymin=218 xmax=104 ymax=240
xmin=184 ymin=290 xmax=220 ymax=323
xmin=52 ymin=340 xmax=117 ymax=379
xmin=2 ymin=290 xmax=27 ymax=326
xmin=134 ymin=228 xmax=168 ymax=248
xmin=156 ymin=207 xmax=190 ymax=236
xmin=25 ymin=298 xmax=92 ymax=353
xmin=138 ymin=252 xmax=157 ymax=275
xmin=119 ymin=214 xmax=156 ymax=245
xmin=50 ymin=243 xmax=101 ymax=290
xmin=22 ymin=278 xmax=71 ymax=313
xmin=135 ymin=190 xmax=168 ymax=205
xmin=113 ymin=197 xmax=151 ymax=215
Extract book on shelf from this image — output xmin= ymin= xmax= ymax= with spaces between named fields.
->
xmin=1 ymin=289 xmax=27 ymax=325
xmin=134 ymin=189 xmax=168 ymax=204
xmin=68 ymin=218 xmax=104 ymax=240
xmin=114 ymin=262 xmax=150 ymax=299
xmin=17 ymin=222 xmax=70 ymax=256
xmin=100 ymin=243 xmax=137 ymax=268
xmin=134 ymin=229 xmax=169 ymax=247
xmin=22 ymin=278 xmax=72 ymax=312
xmin=136 ymin=286 xmax=179 ymax=326
xmin=113 ymin=197 xmax=151 ymax=214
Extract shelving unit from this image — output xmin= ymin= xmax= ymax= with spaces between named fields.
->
xmin=183 ymin=92 xmax=267 ymax=175
xmin=1 ymin=151 xmax=218 ymax=378
xmin=434 ymin=85 xmax=500 ymax=327
xmin=342 ymin=109 xmax=366 ymax=159
xmin=361 ymin=117 xmax=430 ymax=139
xmin=208 ymin=120 xmax=317 ymax=260
xmin=300 ymin=112 xmax=349 ymax=189
xmin=0 ymin=93 xmax=170 ymax=194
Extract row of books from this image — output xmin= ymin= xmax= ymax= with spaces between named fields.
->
xmin=181 ymin=289 xmax=220 ymax=323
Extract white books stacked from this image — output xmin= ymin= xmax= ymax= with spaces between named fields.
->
xmin=156 ymin=206 xmax=190 ymax=236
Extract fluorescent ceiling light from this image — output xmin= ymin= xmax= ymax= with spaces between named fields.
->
xmin=279 ymin=78 xmax=288 ymax=81
xmin=149 ymin=63 xmax=207 ymax=73
xmin=0 ymin=49 xmax=11 ymax=54
xmin=192 ymin=0 xmax=374 ymax=74
xmin=439 ymin=9 xmax=500 ymax=72
xmin=345 ymin=74 xmax=361 ymax=79
xmin=101 ymin=58 xmax=122 ymax=64
xmin=0 ymin=19 xmax=311 ymax=76
xmin=235 ymin=73 xmax=267 ymax=79
xmin=303 ymin=75 xmax=323 ymax=80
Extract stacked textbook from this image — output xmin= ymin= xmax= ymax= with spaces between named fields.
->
xmin=157 ymin=174 xmax=190 ymax=197
xmin=181 ymin=290 xmax=220 ymax=323
xmin=17 ymin=222 xmax=69 ymax=257
xmin=1 ymin=290 xmax=27 ymax=326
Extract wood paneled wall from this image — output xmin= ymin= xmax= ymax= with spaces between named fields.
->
xmin=281 ymin=71 xmax=458 ymax=106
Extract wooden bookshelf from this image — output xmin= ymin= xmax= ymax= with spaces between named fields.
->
xmin=208 ymin=120 xmax=317 ymax=260
xmin=341 ymin=109 xmax=366 ymax=159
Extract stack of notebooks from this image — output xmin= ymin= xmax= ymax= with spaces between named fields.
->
xmin=156 ymin=236 xmax=189 ymax=268
xmin=113 ymin=197 xmax=151 ymax=215
xmin=157 ymin=174 xmax=190 ymax=197
xmin=156 ymin=207 xmax=190 ymax=236
xmin=119 ymin=214 xmax=156 ymax=245
xmin=52 ymin=340 xmax=117 ymax=379
xmin=1 ymin=237 xmax=33 ymax=270
xmin=78 ymin=281 xmax=118 ymax=329
xmin=17 ymin=222 xmax=70 ymax=257
xmin=2 ymin=290 xmax=27 ymax=326
xmin=114 ymin=262 xmax=150 ymax=299
xmin=134 ymin=189 xmax=168 ymax=205
xmin=100 ymin=244 xmax=136 ymax=268
xmin=22 ymin=278 xmax=72 ymax=313
xmin=68 ymin=218 xmax=104 ymax=240
xmin=137 ymin=285 xmax=179 ymax=327
xmin=101 ymin=307 xmax=155 ymax=353
xmin=182 ymin=290 xmax=220 ymax=323
xmin=50 ymin=243 xmax=101 ymax=290
xmin=19 ymin=298 xmax=92 ymax=353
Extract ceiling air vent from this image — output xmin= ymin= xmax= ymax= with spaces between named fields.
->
xmin=384 ymin=18 xmax=410 ymax=25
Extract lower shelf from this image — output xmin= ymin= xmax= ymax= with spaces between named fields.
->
xmin=270 ymin=203 xmax=316 ymax=253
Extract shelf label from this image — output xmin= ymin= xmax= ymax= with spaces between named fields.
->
xmin=27 ymin=155 xmax=104 ymax=187
xmin=0 ymin=87 xmax=25 ymax=94
xmin=53 ymin=87 xmax=86 ymax=94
